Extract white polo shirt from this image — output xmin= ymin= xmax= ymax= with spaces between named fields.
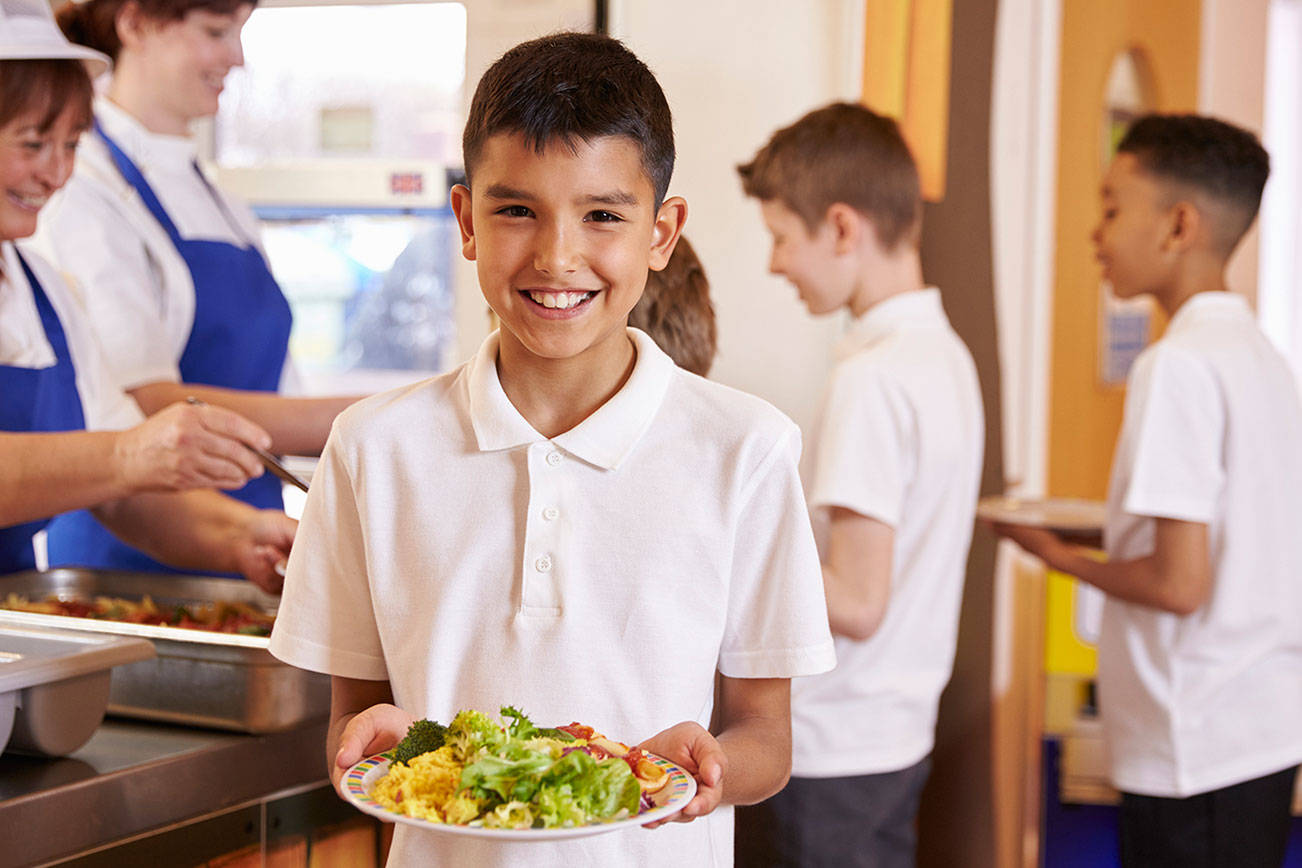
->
xmin=269 ymin=328 xmax=836 ymax=867
xmin=31 ymin=97 xmax=289 ymax=393
xmin=1100 ymin=291 xmax=1302 ymax=798
xmin=790 ymin=288 xmax=984 ymax=777
xmin=0 ymin=241 xmax=142 ymax=432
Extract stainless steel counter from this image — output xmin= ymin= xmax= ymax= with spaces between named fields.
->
xmin=0 ymin=716 xmax=330 ymax=867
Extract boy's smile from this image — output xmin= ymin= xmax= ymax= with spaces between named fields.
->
xmin=451 ymin=133 xmax=685 ymax=370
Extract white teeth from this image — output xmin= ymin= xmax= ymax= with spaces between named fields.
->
xmin=528 ymin=291 xmax=592 ymax=310
xmin=11 ymin=193 xmax=47 ymax=209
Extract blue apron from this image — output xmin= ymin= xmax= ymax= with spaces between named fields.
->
xmin=0 ymin=252 xmax=87 ymax=574
xmin=45 ymin=121 xmax=293 ymax=574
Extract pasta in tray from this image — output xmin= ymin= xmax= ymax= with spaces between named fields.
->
xmin=1 ymin=592 xmax=276 ymax=635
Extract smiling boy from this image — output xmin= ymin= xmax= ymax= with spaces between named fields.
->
xmin=995 ymin=114 xmax=1302 ymax=866
xmin=268 ymin=32 xmax=835 ymax=867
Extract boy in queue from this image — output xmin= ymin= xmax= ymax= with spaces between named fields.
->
xmin=994 ymin=114 xmax=1302 ymax=866
xmin=733 ymin=102 xmax=984 ymax=867
xmin=268 ymin=32 xmax=836 ymax=867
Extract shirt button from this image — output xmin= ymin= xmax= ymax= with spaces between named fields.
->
xmin=545 ymin=450 xmax=563 ymax=467
xmin=535 ymin=555 xmax=552 ymax=573
xmin=542 ymin=506 xmax=559 ymax=521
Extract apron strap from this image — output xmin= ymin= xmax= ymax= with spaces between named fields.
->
xmin=93 ymin=118 xmax=183 ymax=243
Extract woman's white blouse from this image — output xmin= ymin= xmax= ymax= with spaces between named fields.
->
xmin=31 ymin=97 xmax=290 ymax=393
xmin=0 ymin=241 xmax=142 ymax=431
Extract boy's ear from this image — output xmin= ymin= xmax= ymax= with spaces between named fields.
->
xmin=648 ymin=195 xmax=688 ymax=271
xmin=1164 ymin=200 xmax=1202 ymax=253
xmin=449 ymin=184 xmax=477 ymax=261
xmin=825 ymin=203 xmax=864 ymax=254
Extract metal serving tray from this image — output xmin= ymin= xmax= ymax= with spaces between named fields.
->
xmin=0 ymin=568 xmax=330 ymax=734
xmin=0 ymin=623 xmax=154 ymax=755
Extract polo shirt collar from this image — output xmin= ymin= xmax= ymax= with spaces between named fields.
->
xmin=836 ymin=287 xmax=946 ymax=361
xmin=1166 ymin=291 xmax=1250 ymax=336
xmin=466 ymin=328 xmax=675 ymax=470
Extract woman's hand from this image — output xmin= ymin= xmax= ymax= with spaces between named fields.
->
xmin=231 ymin=508 xmax=296 ymax=594
xmin=637 ymin=721 xmax=727 ymax=827
xmin=115 ymin=401 xmax=271 ymax=493
xmin=331 ymin=703 xmax=415 ymax=796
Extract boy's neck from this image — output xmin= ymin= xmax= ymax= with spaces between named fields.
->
xmin=495 ymin=330 xmax=638 ymax=440
xmin=1153 ymin=254 xmax=1230 ymax=317
xmin=847 ymin=246 xmax=926 ymax=318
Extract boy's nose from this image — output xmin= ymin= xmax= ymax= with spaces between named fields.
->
xmin=534 ymin=226 xmax=579 ymax=276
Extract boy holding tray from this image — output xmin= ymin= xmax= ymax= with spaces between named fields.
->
xmin=995 ymin=114 xmax=1302 ymax=866
xmin=269 ymin=32 xmax=835 ymax=867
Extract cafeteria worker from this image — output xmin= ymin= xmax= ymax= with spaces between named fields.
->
xmin=33 ymin=0 xmax=355 ymax=573
xmin=0 ymin=0 xmax=292 ymax=590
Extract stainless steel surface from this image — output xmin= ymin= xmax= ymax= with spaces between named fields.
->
xmin=0 ymin=717 xmax=330 ymax=867
xmin=0 ymin=569 xmax=329 ymax=733
xmin=0 ymin=624 xmax=154 ymax=756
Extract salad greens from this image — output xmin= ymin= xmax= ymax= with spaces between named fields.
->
xmin=395 ymin=706 xmax=642 ymax=829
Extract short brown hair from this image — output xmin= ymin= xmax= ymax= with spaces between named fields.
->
xmin=57 ymin=0 xmax=257 ymax=61
xmin=0 ymin=59 xmax=93 ymax=133
xmin=462 ymin=32 xmax=675 ymax=209
xmin=629 ymin=236 xmax=716 ymax=377
xmin=738 ymin=102 xmax=921 ymax=249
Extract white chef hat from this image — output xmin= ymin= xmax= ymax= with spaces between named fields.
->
xmin=0 ymin=0 xmax=109 ymax=76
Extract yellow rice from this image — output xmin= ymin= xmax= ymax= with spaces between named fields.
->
xmin=370 ymin=746 xmax=462 ymax=822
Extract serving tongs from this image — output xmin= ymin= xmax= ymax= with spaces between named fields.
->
xmin=185 ymin=397 xmax=310 ymax=492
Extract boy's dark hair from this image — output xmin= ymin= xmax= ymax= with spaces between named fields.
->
xmin=1118 ymin=113 xmax=1270 ymax=256
xmin=462 ymin=32 xmax=675 ymax=208
xmin=737 ymin=101 xmax=921 ymax=250
xmin=630 ymin=236 xmax=716 ymax=377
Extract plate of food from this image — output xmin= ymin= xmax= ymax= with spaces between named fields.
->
xmin=977 ymin=495 xmax=1106 ymax=541
xmin=342 ymin=706 xmax=697 ymax=840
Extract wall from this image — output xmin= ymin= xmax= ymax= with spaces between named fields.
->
xmin=911 ymin=1 xmax=1005 ymax=864
xmin=1199 ymin=0 xmax=1270 ymax=306
xmin=1048 ymin=0 xmax=1201 ymax=500
xmin=608 ymin=0 xmax=861 ymax=433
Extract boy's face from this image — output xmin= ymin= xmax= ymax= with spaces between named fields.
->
xmin=451 ymin=133 xmax=685 ymax=367
xmin=759 ymin=199 xmax=851 ymax=315
xmin=1093 ymin=153 xmax=1177 ymax=299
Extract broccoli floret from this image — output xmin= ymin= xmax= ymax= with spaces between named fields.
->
xmin=446 ymin=709 xmax=506 ymax=760
xmin=392 ymin=719 xmax=448 ymax=766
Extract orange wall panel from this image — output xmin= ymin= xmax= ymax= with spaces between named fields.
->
xmin=1049 ymin=0 xmax=1201 ymax=498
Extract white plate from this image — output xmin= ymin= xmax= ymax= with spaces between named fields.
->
xmin=342 ymin=750 xmax=696 ymax=840
xmin=977 ymin=496 xmax=1106 ymax=535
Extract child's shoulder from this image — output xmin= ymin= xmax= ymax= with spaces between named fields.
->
xmin=666 ymin=369 xmax=801 ymax=448
xmin=332 ymin=365 xmax=467 ymax=442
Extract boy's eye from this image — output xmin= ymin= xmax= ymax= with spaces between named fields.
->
xmin=586 ymin=210 xmax=623 ymax=223
xmin=496 ymin=205 xmax=533 ymax=218
xmin=205 ymin=26 xmax=227 ymax=38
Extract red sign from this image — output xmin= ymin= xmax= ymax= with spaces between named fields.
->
xmin=390 ymin=172 xmax=424 ymax=195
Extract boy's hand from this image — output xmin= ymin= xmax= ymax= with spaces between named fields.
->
xmin=988 ymin=521 xmax=1069 ymax=565
xmin=636 ymin=721 xmax=727 ymax=828
xmin=331 ymin=703 xmax=415 ymax=796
